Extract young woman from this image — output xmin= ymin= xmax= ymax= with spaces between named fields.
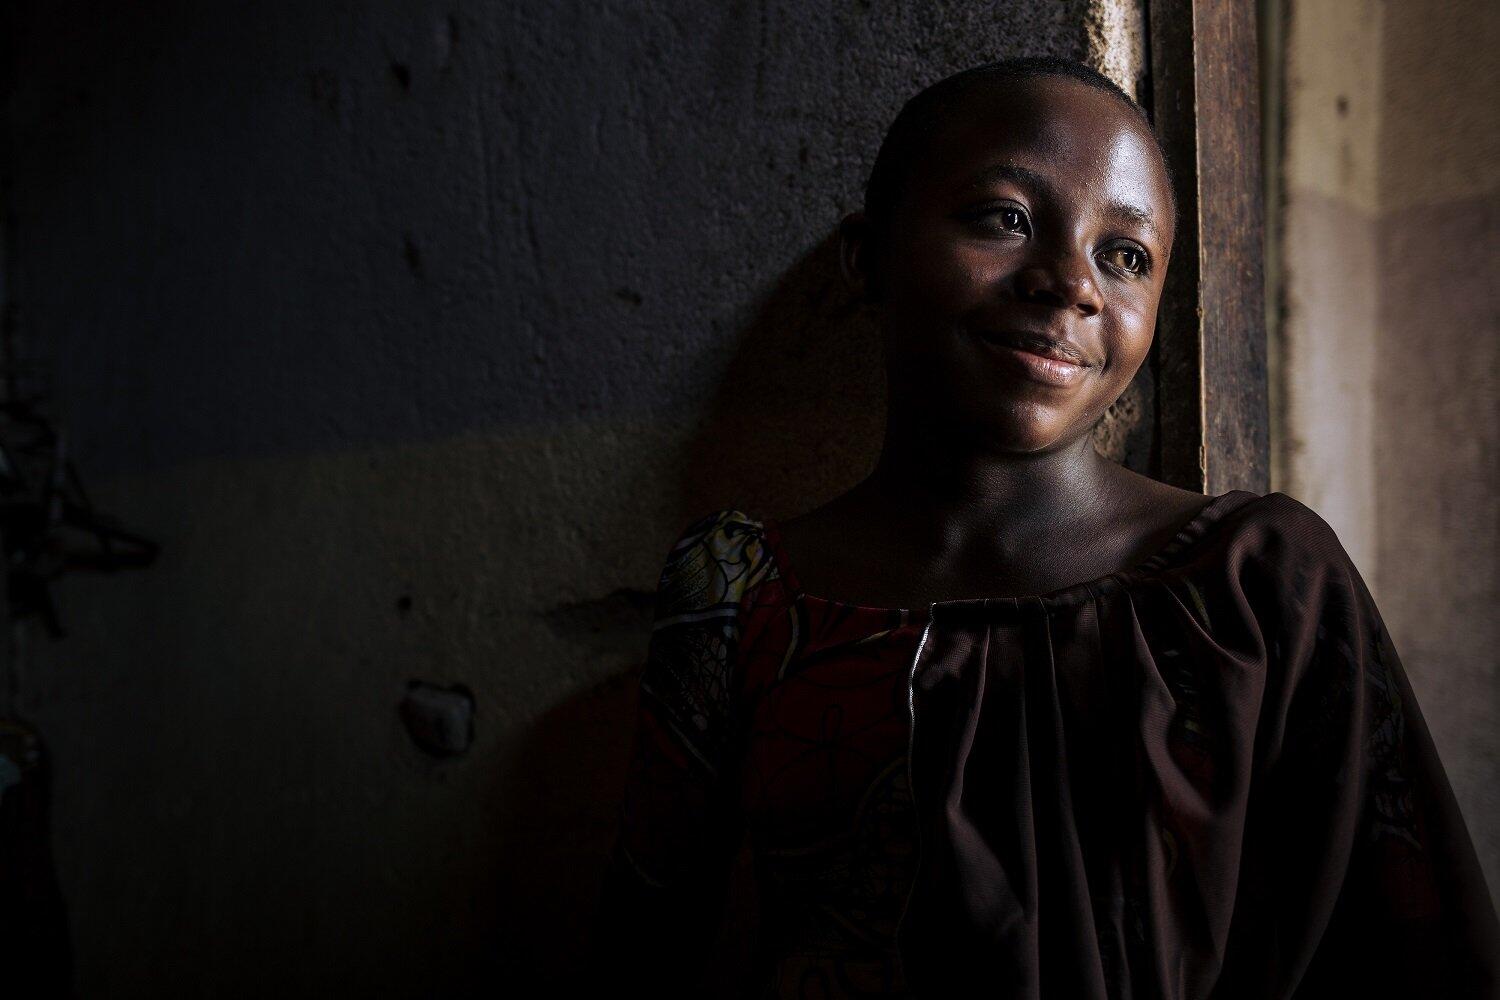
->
xmin=595 ymin=58 xmax=1500 ymax=998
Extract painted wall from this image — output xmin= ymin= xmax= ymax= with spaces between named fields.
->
xmin=1272 ymin=0 xmax=1500 ymax=900
xmin=4 ymin=2 xmax=1143 ymax=994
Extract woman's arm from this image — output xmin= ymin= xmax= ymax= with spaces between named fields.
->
xmin=590 ymin=511 xmax=770 ymax=996
xmin=1222 ymin=509 xmax=1500 ymax=998
xmin=1295 ymin=563 xmax=1498 ymax=996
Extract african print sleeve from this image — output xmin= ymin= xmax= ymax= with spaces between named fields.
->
xmin=592 ymin=509 xmax=771 ymax=992
xmin=1221 ymin=506 xmax=1500 ymax=999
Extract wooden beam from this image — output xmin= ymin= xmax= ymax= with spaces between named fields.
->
xmin=1148 ymin=0 xmax=1269 ymax=494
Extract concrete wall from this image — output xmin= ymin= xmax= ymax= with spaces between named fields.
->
xmin=1372 ymin=0 xmax=1500 ymax=902
xmin=1273 ymin=0 xmax=1384 ymax=574
xmin=4 ymin=2 xmax=1143 ymax=994
xmin=1272 ymin=0 xmax=1500 ymax=899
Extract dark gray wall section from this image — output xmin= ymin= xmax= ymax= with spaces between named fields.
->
xmin=6 ymin=2 xmax=1109 ymax=996
xmin=13 ymin=0 xmax=1090 ymax=476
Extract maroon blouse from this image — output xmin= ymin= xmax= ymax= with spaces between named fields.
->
xmin=597 ymin=490 xmax=1500 ymax=999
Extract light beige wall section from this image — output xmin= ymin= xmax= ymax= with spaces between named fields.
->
xmin=1373 ymin=0 xmax=1500 ymax=899
xmin=1276 ymin=0 xmax=1383 ymax=577
xmin=1274 ymin=0 xmax=1500 ymax=899
xmin=1086 ymin=0 xmax=1147 ymax=98
xmin=1380 ymin=0 xmax=1500 ymax=208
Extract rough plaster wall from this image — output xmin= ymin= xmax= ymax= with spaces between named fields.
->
xmin=5 ymin=1 xmax=1143 ymax=994
xmin=1275 ymin=0 xmax=1383 ymax=577
xmin=1372 ymin=0 xmax=1500 ymax=901
xmin=1274 ymin=0 xmax=1500 ymax=898
xmin=1083 ymin=0 xmax=1147 ymax=101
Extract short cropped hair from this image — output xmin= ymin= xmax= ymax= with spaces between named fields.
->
xmin=863 ymin=57 xmax=1175 ymax=233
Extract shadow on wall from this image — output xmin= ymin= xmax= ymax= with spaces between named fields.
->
xmin=491 ymin=231 xmax=881 ymax=991
xmin=681 ymin=232 xmax=890 ymax=522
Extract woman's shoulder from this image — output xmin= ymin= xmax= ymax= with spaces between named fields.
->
xmin=1157 ymin=489 xmax=1373 ymax=631
xmin=1099 ymin=469 xmax=1352 ymax=590
xmin=664 ymin=507 xmax=768 ymax=555
xmin=652 ymin=507 xmax=779 ymax=622
xmin=1187 ymin=490 xmax=1354 ymax=571
xmin=658 ymin=507 xmax=770 ymax=573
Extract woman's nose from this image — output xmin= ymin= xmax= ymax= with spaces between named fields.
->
xmin=1014 ymin=254 xmax=1103 ymax=316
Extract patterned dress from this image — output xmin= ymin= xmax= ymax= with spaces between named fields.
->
xmin=612 ymin=507 xmax=925 ymax=994
xmin=601 ymin=493 xmax=1500 ymax=999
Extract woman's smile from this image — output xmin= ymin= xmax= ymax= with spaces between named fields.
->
xmin=970 ymin=329 xmax=1095 ymax=387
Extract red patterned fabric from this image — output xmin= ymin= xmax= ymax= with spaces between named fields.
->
xmin=609 ymin=508 xmax=924 ymax=994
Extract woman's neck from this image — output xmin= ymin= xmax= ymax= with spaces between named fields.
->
xmin=854 ymin=417 xmax=1123 ymax=554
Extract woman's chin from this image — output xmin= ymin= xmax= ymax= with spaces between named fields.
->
xmin=957 ymin=423 xmax=1072 ymax=456
xmin=953 ymin=402 xmax=1092 ymax=455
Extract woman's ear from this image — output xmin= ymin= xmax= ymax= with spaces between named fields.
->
xmin=838 ymin=211 xmax=878 ymax=303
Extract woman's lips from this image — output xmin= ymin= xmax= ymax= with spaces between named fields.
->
xmin=973 ymin=333 xmax=1092 ymax=387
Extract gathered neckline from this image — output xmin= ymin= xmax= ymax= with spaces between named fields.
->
xmin=757 ymin=489 xmax=1263 ymax=621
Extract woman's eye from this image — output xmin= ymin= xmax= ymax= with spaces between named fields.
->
xmin=985 ymin=207 xmax=1029 ymax=235
xmin=1099 ymin=245 xmax=1147 ymax=274
xmin=994 ymin=208 xmax=1027 ymax=233
xmin=966 ymin=204 xmax=1029 ymax=236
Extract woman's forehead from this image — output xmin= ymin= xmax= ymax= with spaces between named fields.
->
xmin=916 ymin=78 xmax=1173 ymax=219
xmin=933 ymin=74 xmax=1149 ymax=155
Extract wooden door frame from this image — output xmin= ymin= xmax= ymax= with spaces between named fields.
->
xmin=1148 ymin=0 xmax=1270 ymax=494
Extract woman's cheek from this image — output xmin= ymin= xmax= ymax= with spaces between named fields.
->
xmin=1106 ymin=298 xmax=1155 ymax=362
xmin=897 ymin=234 xmax=1005 ymax=311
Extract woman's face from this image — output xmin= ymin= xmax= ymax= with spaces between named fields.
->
xmin=864 ymin=75 xmax=1176 ymax=454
